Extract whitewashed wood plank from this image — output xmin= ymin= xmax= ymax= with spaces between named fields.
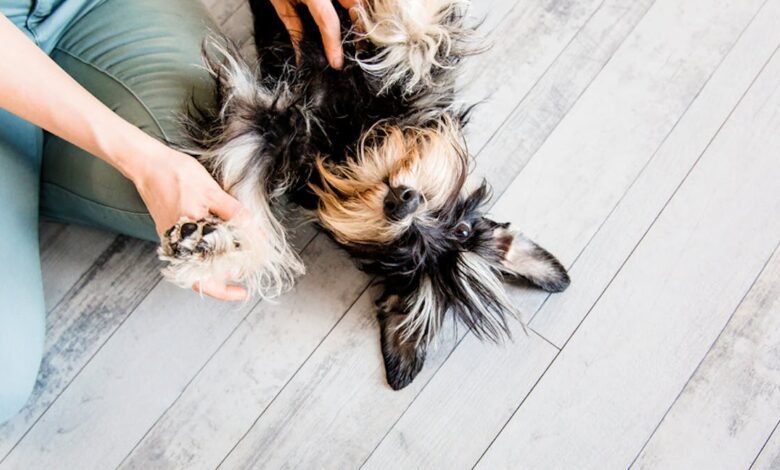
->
xmin=368 ymin=0 xmax=776 ymax=464
xmin=476 ymin=24 xmax=780 ymax=470
xmin=216 ymin=289 xmax=462 ymax=469
xmin=631 ymin=245 xmax=780 ymax=469
xmin=117 ymin=236 xmax=367 ymax=470
xmin=363 ymin=0 xmax=685 ymax=465
xmin=1 ymin=236 xmax=366 ymax=470
xmin=752 ymin=423 xmax=780 ymax=470
xmin=0 ymin=282 xmax=253 ymax=470
xmin=39 ymin=221 xmax=65 ymax=248
xmin=0 ymin=237 xmax=161 ymax=460
xmin=363 ymin=329 xmax=557 ymax=470
xmin=471 ymin=0 xmax=654 ymax=196
xmin=459 ymin=0 xmax=604 ymax=153
xmin=39 ymin=224 xmax=116 ymax=310
xmin=367 ymin=5 xmax=777 ymax=462
xmin=530 ymin=0 xmax=780 ymax=347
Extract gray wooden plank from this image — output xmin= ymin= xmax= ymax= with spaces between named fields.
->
xmin=361 ymin=0 xmax=777 ymax=466
xmin=0 ymin=235 xmax=364 ymax=470
xmin=363 ymin=331 xmax=557 ymax=470
xmin=39 ymin=221 xmax=66 ymax=248
xmin=631 ymin=244 xmax=780 ymax=469
xmin=0 ymin=237 xmax=161 ymax=461
xmin=752 ymin=423 xmax=780 ymax=470
xmin=476 ymin=14 xmax=780 ymax=469
xmin=530 ymin=0 xmax=780 ymax=347
xmin=216 ymin=290 xmax=465 ymax=469
xmin=470 ymin=0 xmax=654 ymax=197
xmin=39 ymin=224 xmax=116 ymax=310
xmin=117 ymin=236 xmax=367 ymax=470
xmin=0 ymin=282 xmax=254 ymax=470
xmin=458 ymin=0 xmax=605 ymax=154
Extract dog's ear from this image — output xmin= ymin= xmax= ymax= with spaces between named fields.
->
xmin=492 ymin=226 xmax=570 ymax=293
xmin=376 ymin=293 xmax=429 ymax=391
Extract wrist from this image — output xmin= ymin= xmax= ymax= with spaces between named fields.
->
xmin=108 ymin=130 xmax=167 ymax=186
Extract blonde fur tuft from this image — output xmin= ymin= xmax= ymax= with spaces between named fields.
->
xmin=353 ymin=0 xmax=476 ymax=95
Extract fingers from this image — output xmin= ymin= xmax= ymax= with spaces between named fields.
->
xmin=193 ymin=280 xmax=248 ymax=301
xmin=338 ymin=0 xmax=361 ymax=26
xmin=270 ymin=0 xmax=305 ymax=64
xmin=304 ymin=0 xmax=344 ymax=68
xmin=209 ymin=190 xmax=251 ymax=225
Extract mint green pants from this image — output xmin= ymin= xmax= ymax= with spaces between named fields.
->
xmin=0 ymin=0 xmax=217 ymax=423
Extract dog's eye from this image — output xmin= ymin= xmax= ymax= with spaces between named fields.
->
xmin=454 ymin=221 xmax=472 ymax=239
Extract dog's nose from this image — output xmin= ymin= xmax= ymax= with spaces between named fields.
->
xmin=384 ymin=185 xmax=421 ymax=221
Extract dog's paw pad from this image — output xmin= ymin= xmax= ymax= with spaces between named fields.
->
xmin=180 ymin=222 xmax=199 ymax=238
xmin=161 ymin=217 xmax=231 ymax=260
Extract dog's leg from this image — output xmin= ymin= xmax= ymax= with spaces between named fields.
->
xmin=377 ymin=294 xmax=429 ymax=390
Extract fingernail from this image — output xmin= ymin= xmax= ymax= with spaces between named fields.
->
xmin=331 ymin=50 xmax=344 ymax=69
xmin=348 ymin=7 xmax=359 ymax=24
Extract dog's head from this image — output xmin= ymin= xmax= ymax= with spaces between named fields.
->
xmin=312 ymin=115 xmax=570 ymax=389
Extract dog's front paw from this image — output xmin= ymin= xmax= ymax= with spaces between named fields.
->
xmin=158 ymin=216 xmax=241 ymax=289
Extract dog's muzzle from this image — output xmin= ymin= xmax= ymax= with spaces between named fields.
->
xmin=384 ymin=185 xmax=421 ymax=221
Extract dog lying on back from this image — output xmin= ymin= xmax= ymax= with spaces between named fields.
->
xmin=158 ymin=0 xmax=570 ymax=389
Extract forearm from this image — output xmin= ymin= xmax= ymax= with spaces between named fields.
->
xmin=0 ymin=14 xmax=160 ymax=181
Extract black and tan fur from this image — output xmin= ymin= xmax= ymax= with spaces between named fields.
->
xmin=158 ymin=0 xmax=570 ymax=390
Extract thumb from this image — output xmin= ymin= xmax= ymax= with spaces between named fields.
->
xmin=210 ymin=190 xmax=251 ymax=224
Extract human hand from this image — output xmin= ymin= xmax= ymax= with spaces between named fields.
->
xmin=269 ymin=0 xmax=361 ymax=69
xmin=0 ymin=13 xmax=251 ymax=301
xmin=130 ymin=142 xmax=251 ymax=301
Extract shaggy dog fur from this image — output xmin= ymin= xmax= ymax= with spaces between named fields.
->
xmin=158 ymin=0 xmax=570 ymax=390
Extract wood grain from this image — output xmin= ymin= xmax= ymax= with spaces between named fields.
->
xmin=530 ymin=0 xmax=780 ymax=347
xmin=0 ymin=237 xmax=161 ymax=461
xmin=632 ymin=244 xmax=780 ymax=468
xmin=751 ymin=423 xmax=780 ymax=470
xmin=117 ymin=236 xmax=368 ymax=470
xmin=39 ymin=224 xmax=116 ymax=310
xmin=476 ymin=10 xmax=780 ymax=467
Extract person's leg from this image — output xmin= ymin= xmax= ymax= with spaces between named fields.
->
xmin=0 ymin=0 xmax=48 ymax=425
xmin=40 ymin=0 xmax=219 ymax=242
xmin=0 ymin=113 xmax=46 ymax=423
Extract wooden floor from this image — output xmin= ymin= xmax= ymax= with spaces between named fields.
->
xmin=2 ymin=0 xmax=780 ymax=468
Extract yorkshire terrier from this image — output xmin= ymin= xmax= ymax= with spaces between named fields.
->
xmin=158 ymin=0 xmax=570 ymax=390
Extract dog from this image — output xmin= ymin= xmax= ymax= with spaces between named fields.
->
xmin=158 ymin=0 xmax=570 ymax=390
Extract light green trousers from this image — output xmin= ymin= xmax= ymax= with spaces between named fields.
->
xmin=0 ymin=0 xmax=217 ymax=423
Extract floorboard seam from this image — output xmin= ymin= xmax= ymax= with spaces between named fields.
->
xmin=750 ymin=417 xmax=780 ymax=469
xmin=466 ymin=2 xmax=776 ymax=466
xmin=628 ymin=241 xmax=780 ymax=469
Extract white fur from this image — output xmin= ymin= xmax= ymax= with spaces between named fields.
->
xmin=460 ymin=251 xmax=522 ymax=337
xmin=501 ymin=230 xmax=562 ymax=289
xmin=353 ymin=0 xmax=473 ymax=94
xmin=398 ymin=276 xmax=441 ymax=346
